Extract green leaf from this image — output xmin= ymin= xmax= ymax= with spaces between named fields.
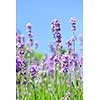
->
xmin=35 ymin=52 xmax=43 ymax=60
xmin=61 ymin=48 xmax=66 ymax=54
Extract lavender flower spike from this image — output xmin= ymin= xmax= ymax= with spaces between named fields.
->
xmin=26 ymin=22 xmax=33 ymax=46
xmin=30 ymin=64 xmax=37 ymax=79
xmin=16 ymin=56 xmax=21 ymax=73
xmin=69 ymin=17 xmax=76 ymax=32
xmin=51 ymin=19 xmax=61 ymax=32
xmin=51 ymin=19 xmax=61 ymax=43
xmin=26 ymin=22 xmax=32 ymax=32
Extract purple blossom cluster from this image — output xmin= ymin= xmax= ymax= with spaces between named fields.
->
xmin=60 ymin=91 xmax=70 ymax=100
xmin=51 ymin=19 xmax=61 ymax=43
xmin=51 ymin=19 xmax=61 ymax=32
xmin=26 ymin=22 xmax=33 ymax=47
xmin=16 ymin=18 xmax=83 ymax=100
xmin=70 ymin=17 xmax=76 ymax=32
xmin=61 ymin=53 xmax=70 ymax=73
xmin=30 ymin=64 xmax=38 ymax=79
xmin=45 ymin=53 xmax=55 ymax=76
xmin=16 ymin=56 xmax=21 ymax=73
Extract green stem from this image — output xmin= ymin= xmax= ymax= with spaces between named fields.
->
xmin=54 ymin=62 xmax=57 ymax=93
xmin=53 ymin=43 xmax=60 ymax=98
xmin=73 ymin=65 xmax=77 ymax=89
xmin=32 ymin=82 xmax=37 ymax=100
xmin=73 ymin=32 xmax=75 ymax=51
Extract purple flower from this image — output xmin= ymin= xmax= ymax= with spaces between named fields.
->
xmin=45 ymin=53 xmax=55 ymax=76
xmin=53 ymin=32 xmax=61 ymax=43
xmin=60 ymin=97 xmax=65 ymax=100
xmin=26 ymin=22 xmax=32 ymax=32
xmin=34 ymin=41 xmax=38 ymax=49
xmin=16 ymin=56 xmax=21 ymax=73
xmin=61 ymin=53 xmax=70 ymax=72
xmin=51 ymin=19 xmax=61 ymax=32
xmin=17 ymin=35 xmax=21 ymax=43
xmin=48 ymin=42 xmax=55 ymax=53
xmin=23 ymin=79 xmax=27 ymax=85
xmin=26 ymin=22 xmax=33 ymax=46
xmin=66 ymin=39 xmax=72 ymax=48
xmin=69 ymin=17 xmax=76 ymax=32
xmin=20 ymin=50 xmax=25 ymax=55
xmin=16 ymin=80 xmax=20 ymax=84
xmin=16 ymin=43 xmax=22 ymax=49
xmin=61 ymin=53 xmax=69 ymax=63
xmin=28 ymin=32 xmax=33 ymax=38
xmin=70 ymin=17 xmax=76 ymax=25
xmin=51 ymin=19 xmax=61 ymax=43
xmin=71 ymin=26 xmax=76 ymax=31
xmin=66 ymin=91 xmax=70 ymax=98
xmin=54 ymin=56 xmax=59 ymax=62
xmin=16 ymin=63 xmax=21 ymax=73
xmin=30 ymin=64 xmax=37 ymax=79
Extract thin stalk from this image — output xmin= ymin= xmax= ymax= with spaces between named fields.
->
xmin=73 ymin=65 xmax=77 ymax=89
xmin=54 ymin=62 xmax=57 ymax=93
xmin=31 ymin=81 xmax=37 ymax=100
xmin=73 ymin=32 xmax=75 ymax=51
xmin=54 ymin=43 xmax=60 ymax=98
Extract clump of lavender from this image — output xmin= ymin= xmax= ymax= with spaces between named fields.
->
xmin=16 ymin=32 xmax=28 ymax=99
xmin=16 ymin=18 xmax=83 ymax=100
xmin=16 ymin=33 xmax=25 ymax=75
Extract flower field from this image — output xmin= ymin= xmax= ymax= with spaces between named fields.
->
xmin=16 ymin=18 xmax=83 ymax=100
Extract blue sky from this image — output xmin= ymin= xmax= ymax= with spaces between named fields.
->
xmin=16 ymin=0 xmax=83 ymax=54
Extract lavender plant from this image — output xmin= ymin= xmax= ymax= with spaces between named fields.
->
xmin=16 ymin=18 xmax=83 ymax=100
